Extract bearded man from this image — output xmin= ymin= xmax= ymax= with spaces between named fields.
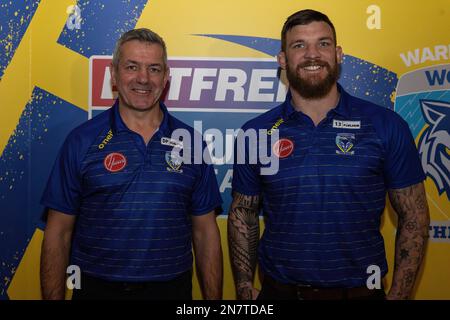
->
xmin=228 ymin=9 xmax=429 ymax=301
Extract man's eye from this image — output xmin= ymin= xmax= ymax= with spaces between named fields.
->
xmin=126 ymin=65 xmax=137 ymax=71
xmin=149 ymin=67 xmax=161 ymax=73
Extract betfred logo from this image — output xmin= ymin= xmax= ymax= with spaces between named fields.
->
xmin=104 ymin=152 xmax=127 ymax=172
xmin=89 ymin=56 xmax=288 ymax=118
xmin=273 ymin=138 xmax=294 ymax=158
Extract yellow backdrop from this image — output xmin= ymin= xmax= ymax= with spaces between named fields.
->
xmin=1 ymin=0 xmax=449 ymax=300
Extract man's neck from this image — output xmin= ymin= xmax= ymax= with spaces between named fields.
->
xmin=290 ymin=84 xmax=340 ymax=126
xmin=119 ymin=103 xmax=163 ymax=144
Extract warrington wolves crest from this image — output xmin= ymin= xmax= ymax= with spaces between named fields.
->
xmin=165 ymin=151 xmax=184 ymax=173
xmin=418 ymin=100 xmax=450 ymax=200
xmin=335 ymin=133 xmax=355 ymax=155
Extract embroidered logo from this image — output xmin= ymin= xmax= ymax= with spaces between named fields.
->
xmin=267 ymin=118 xmax=285 ymax=135
xmin=335 ymin=133 xmax=355 ymax=155
xmin=98 ymin=129 xmax=113 ymax=149
xmin=104 ymin=152 xmax=127 ymax=172
xmin=165 ymin=151 xmax=184 ymax=173
xmin=273 ymin=138 xmax=294 ymax=158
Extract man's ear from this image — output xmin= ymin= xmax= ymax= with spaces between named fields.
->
xmin=163 ymin=66 xmax=170 ymax=87
xmin=336 ymin=46 xmax=343 ymax=64
xmin=110 ymin=63 xmax=117 ymax=86
xmin=277 ymin=51 xmax=287 ymax=70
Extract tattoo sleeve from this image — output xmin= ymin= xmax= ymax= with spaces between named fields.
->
xmin=388 ymin=182 xmax=430 ymax=299
xmin=227 ymin=191 xmax=260 ymax=300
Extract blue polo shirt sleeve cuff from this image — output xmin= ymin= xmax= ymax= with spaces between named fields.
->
xmin=387 ymin=174 xmax=426 ymax=190
xmin=191 ymin=201 xmax=223 ymax=216
xmin=40 ymin=200 xmax=79 ymax=216
xmin=231 ymin=185 xmax=261 ymax=196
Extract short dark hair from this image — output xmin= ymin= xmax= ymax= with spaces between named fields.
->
xmin=112 ymin=28 xmax=168 ymax=69
xmin=281 ymin=9 xmax=337 ymax=52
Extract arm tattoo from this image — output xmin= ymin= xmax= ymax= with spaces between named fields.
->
xmin=388 ymin=182 xmax=430 ymax=299
xmin=228 ymin=192 xmax=260 ymax=299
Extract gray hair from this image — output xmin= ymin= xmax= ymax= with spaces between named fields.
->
xmin=112 ymin=28 xmax=168 ymax=68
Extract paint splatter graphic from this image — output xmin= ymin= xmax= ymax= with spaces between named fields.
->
xmin=57 ymin=0 xmax=148 ymax=57
xmin=0 ymin=0 xmax=40 ymax=79
xmin=340 ymin=55 xmax=397 ymax=109
xmin=0 ymin=87 xmax=86 ymax=299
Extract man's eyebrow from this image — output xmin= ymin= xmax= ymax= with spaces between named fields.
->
xmin=290 ymin=36 xmax=333 ymax=43
xmin=288 ymin=39 xmax=304 ymax=45
xmin=123 ymin=60 xmax=163 ymax=67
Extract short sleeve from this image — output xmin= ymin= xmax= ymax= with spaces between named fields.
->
xmin=383 ymin=113 xmax=426 ymax=189
xmin=232 ymin=128 xmax=262 ymax=196
xmin=40 ymin=132 xmax=83 ymax=215
xmin=190 ymin=142 xmax=223 ymax=216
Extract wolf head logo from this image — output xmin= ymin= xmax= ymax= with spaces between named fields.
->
xmin=418 ymin=99 xmax=450 ymax=200
xmin=335 ymin=133 xmax=355 ymax=155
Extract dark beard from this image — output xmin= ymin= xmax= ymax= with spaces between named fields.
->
xmin=286 ymin=60 xmax=340 ymax=99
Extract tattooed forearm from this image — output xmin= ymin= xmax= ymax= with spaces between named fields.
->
xmin=388 ymin=182 xmax=430 ymax=300
xmin=228 ymin=192 xmax=260 ymax=300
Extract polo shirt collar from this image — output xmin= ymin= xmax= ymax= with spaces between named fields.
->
xmin=110 ymin=100 xmax=172 ymax=135
xmin=330 ymin=83 xmax=351 ymax=118
xmin=282 ymin=91 xmax=296 ymax=119
xmin=281 ymin=83 xmax=351 ymax=120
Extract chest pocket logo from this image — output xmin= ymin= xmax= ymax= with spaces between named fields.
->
xmin=273 ymin=138 xmax=294 ymax=158
xmin=165 ymin=151 xmax=184 ymax=173
xmin=104 ymin=152 xmax=127 ymax=172
xmin=336 ymin=133 xmax=355 ymax=155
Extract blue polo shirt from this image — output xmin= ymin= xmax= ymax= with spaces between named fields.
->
xmin=232 ymin=84 xmax=425 ymax=287
xmin=41 ymin=101 xmax=222 ymax=282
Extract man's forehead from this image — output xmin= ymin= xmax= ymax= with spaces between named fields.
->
xmin=287 ymin=21 xmax=334 ymax=37
xmin=120 ymin=43 xmax=165 ymax=59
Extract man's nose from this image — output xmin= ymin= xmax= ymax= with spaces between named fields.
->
xmin=136 ymin=68 xmax=149 ymax=84
xmin=304 ymin=44 xmax=321 ymax=59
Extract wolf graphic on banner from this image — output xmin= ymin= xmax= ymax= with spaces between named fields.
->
xmin=418 ymin=100 xmax=450 ymax=200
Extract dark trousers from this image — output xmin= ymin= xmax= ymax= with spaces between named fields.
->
xmin=257 ymin=275 xmax=385 ymax=300
xmin=72 ymin=271 xmax=192 ymax=300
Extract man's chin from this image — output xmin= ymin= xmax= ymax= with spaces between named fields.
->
xmin=121 ymin=104 xmax=157 ymax=112
xmin=134 ymin=105 xmax=154 ymax=112
xmin=293 ymin=82 xmax=334 ymax=99
xmin=290 ymin=72 xmax=338 ymax=99
xmin=298 ymin=73 xmax=327 ymax=85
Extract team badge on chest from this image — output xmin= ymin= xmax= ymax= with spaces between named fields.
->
xmin=165 ymin=151 xmax=184 ymax=173
xmin=104 ymin=152 xmax=127 ymax=172
xmin=335 ymin=133 xmax=355 ymax=155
